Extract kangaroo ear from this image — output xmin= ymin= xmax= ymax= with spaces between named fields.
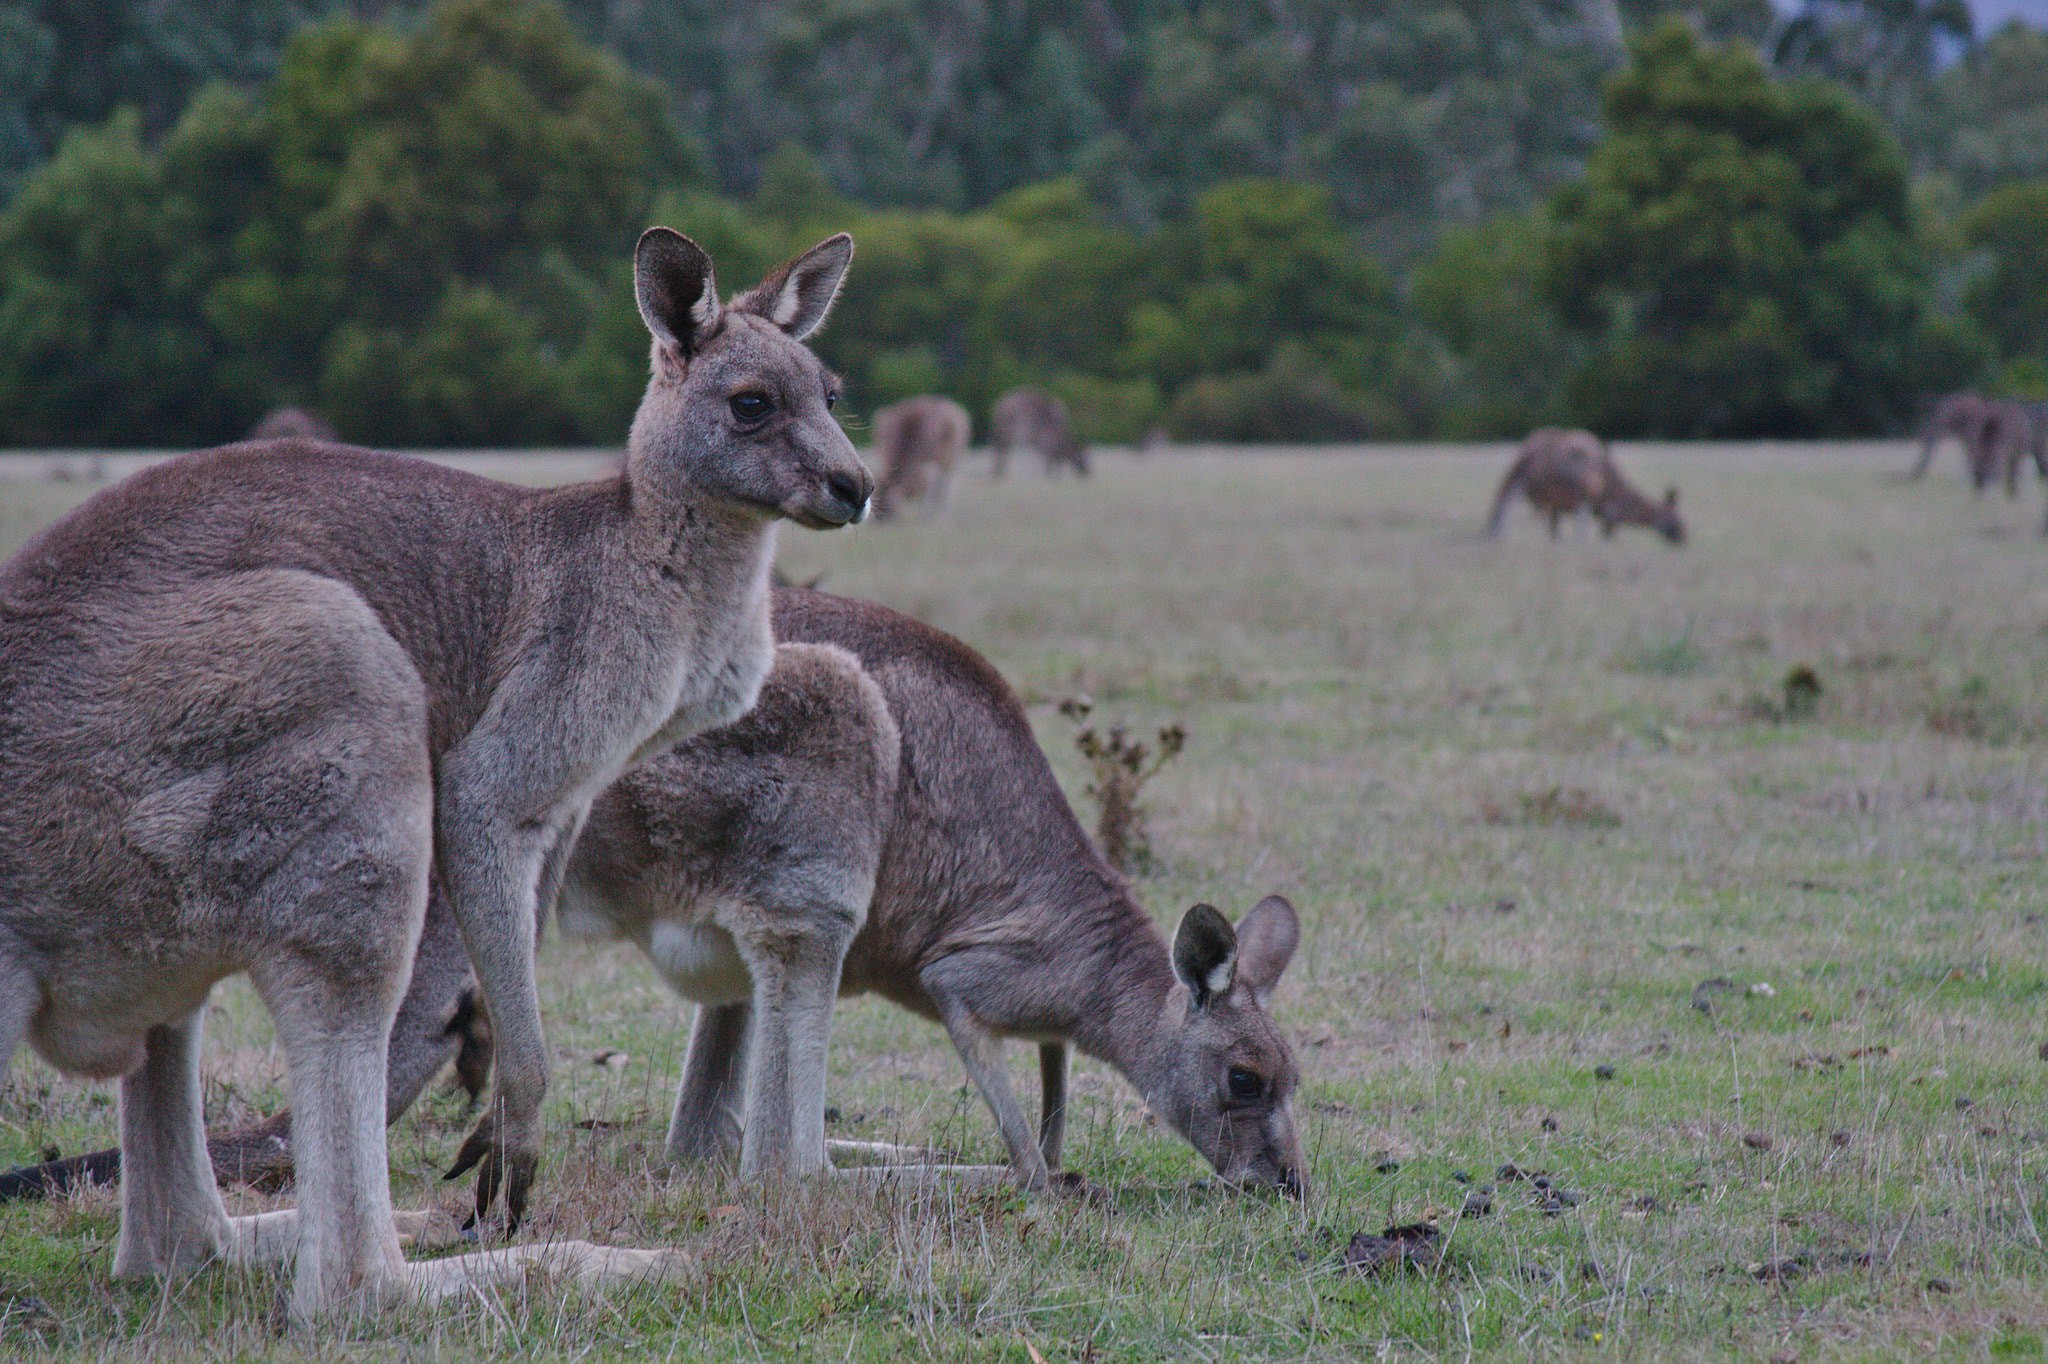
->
xmin=1172 ymin=903 xmax=1237 ymax=1010
xmin=734 ymin=233 xmax=853 ymax=340
xmin=635 ymin=228 xmax=720 ymax=360
xmin=1234 ymin=895 xmax=1299 ymax=1006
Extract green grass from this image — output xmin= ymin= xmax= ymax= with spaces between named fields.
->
xmin=1 ymin=441 xmax=2046 ymax=1358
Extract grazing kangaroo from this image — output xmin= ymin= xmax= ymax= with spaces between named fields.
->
xmin=1905 ymin=392 xmax=2038 ymax=493
xmin=1485 ymin=428 xmax=1684 ymax=544
xmin=0 ymin=227 xmax=870 ymax=1318
xmin=5 ymin=591 xmax=1307 ymax=1202
xmin=991 ymin=386 xmax=1089 ymax=478
xmin=870 ymin=395 xmax=970 ymax=519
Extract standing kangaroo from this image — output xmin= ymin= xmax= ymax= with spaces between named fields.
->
xmin=1485 ymin=428 xmax=1684 ymax=544
xmin=5 ymin=591 xmax=1307 ymax=1201
xmin=0 ymin=228 xmax=870 ymax=1318
xmin=869 ymin=395 xmax=970 ymax=519
xmin=991 ymin=386 xmax=1089 ymax=478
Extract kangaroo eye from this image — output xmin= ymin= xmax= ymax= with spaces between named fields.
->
xmin=824 ymin=390 xmax=839 ymax=411
xmin=730 ymin=391 xmax=772 ymax=422
xmin=1227 ymin=1067 xmax=1264 ymax=1102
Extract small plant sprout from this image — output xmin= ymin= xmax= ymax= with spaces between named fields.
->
xmin=1057 ymin=695 xmax=1187 ymax=874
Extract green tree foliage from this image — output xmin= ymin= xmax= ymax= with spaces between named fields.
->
xmin=1411 ymin=210 xmax=1575 ymax=437
xmin=0 ymin=0 xmax=2032 ymax=444
xmin=1922 ymin=21 xmax=2048 ymax=193
xmin=1545 ymin=20 xmax=1976 ymax=436
xmin=0 ymin=0 xmax=676 ymax=445
xmin=1771 ymin=0 xmax=1972 ymax=144
xmin=1959 ymin=180 xmax=2048 ymax=381
xmin=0 ymin=0 xmax=418 ymax=196
xmin=562 ymin=0 xmax=1633 ymax=255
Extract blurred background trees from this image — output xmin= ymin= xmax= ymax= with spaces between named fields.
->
xmin=0 ymin=0 xmax=2042 ymax=445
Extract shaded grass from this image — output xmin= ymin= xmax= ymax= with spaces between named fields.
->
xmin=1 ymin=442 xmax=2047 ymax=1358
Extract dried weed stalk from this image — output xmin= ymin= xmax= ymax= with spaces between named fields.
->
xmin=1058 ymin=695 xmax=1186 ymax=874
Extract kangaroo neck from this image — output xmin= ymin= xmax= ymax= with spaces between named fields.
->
xmin=621 ymin=466 xmax=778 ymax=602
xmin=1066 ymin=898 xmax=1184 ymax=1105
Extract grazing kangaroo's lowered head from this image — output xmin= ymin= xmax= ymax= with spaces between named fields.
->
xmin=629 ymin=229 xmax=870 ymax=528
xmin=1148 ymin=898 xmax=1304 ymax=1192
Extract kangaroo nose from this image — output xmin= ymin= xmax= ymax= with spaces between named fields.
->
xmin=826 ymin=469 xmax=871 ymax=523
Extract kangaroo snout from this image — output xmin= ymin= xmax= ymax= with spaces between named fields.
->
xmin=824 ymin=467 xmax=873 ymax=525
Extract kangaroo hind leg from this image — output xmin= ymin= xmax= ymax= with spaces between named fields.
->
xmin=112 ymin=1004 xmax=235 ymax=1277
xmin=666 ymin=1001 xmax=750 ymax=1166
xmin=729 ymin=900 xmax=859 ymax=1180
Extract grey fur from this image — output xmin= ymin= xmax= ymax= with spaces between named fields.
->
xmin=7 ymin=591 xmax=1307 ymax=1204
xmin=0 ymin=228 xmax=869 ymax=1318
xmin=587 ymin=590 xmax=1304 ymax=1193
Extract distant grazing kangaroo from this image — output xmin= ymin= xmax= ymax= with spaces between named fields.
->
xmin=0 ymin=227 xmax=870 ymax=1318
xmin=991 ymin=386 xmax=1089 ymax=478
xmin=870 ymin=395 xmax=970 ymax=519
xmin=1485 ymin=428 xmax=1684 ymax=543
xmin=4 ymin=590 xmax=1307 ymax=1201
xmin=1906 ymin=392 xmax=2038 ymax=493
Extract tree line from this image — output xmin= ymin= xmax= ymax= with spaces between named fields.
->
xmin=0 ymin=0 xmax=2041 ymax=446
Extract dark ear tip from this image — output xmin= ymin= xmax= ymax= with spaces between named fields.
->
xmin=636 ymin=226 xmax=708 ymax=267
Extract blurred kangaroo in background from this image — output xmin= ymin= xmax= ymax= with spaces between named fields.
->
xmin=991 ymin=386 xmax=1089 ymax=478
xmin=4 ymin=591 xmax=1308 ymax=1202
xmin=1907 ymin=392 xmax=1990 ymax=483
xmin=1905 ymin=392 xmax=2040 ymax=493
xmin=1486 ymin=428 xmax=1684 ymax=544
xmin=870 ymin=395 xmax=970 ymax=519
xmin=0 ymin=227 xmax=870 ymax=1319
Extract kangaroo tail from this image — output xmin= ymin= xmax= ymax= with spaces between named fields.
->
xmin=0 ymin=1109 xmax=301 ymax=1203
xmin=0 ymin=1146 xmax=122 ymax=1201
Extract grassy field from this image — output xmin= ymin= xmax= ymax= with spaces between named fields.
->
xmin=1 ymin=442 xmax=2046 ymax=1359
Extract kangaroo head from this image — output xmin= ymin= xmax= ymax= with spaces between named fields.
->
xmin=1154 ymin=896 xmax=1306 ymax=1198
xmin=627 ymin=228 xmax=872 ymax=529
xmin=1658 ymin=486 xmax=1685 ymax=544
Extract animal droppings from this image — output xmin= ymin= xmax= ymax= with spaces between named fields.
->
xmin=1343 ymin=1222 xmax=1445 ymax=1277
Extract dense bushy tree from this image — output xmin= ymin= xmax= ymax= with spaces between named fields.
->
xmin=0 ymin=0 xmax=2035 ymax=444
xmin=558 ymin=0 xmax=1631 ymax=254
xmin=1545 ymin=20 xmax=1975 ymax=436
xmin=0 ymin=0 xmax=675 ymax=446
xmin=1411 ymin=210 xmax=1575 ymax=437
xmin=0 ymin=0 xmax=427 ymax=197
xmin=1959 ymin=180 xmax=2048 ymax=387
